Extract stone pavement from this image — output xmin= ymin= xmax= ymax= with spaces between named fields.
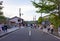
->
xmin=0 ymin=27 xmax=19 ymax=37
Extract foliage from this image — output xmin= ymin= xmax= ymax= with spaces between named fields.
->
xmin=32 ymin=0 xmax=60 ymax=29
xmin=31 ymin=0 xmax=57 ymax=13
xmin=38 ymin=17 xmax=45 ymax=24
xmin=48 ymin=14 xmax=60 ymax=28
xmin=0 ymin=16 xmax=6 ymax=23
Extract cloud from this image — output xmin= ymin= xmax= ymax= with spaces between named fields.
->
xmin=2 ymin=4 xmax=37 ymax=21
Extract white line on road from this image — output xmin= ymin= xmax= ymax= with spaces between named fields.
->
xmin=29 ymin=30 xmax=31 ymax=36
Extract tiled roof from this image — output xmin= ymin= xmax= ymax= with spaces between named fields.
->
xmin=9 ymin=16 xmax=23 ymax=20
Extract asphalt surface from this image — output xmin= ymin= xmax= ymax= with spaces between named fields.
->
xmin=0 ymin=27 xmax=60 ymax=41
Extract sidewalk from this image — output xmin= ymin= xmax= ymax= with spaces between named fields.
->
xmin=42 ymin=28 xmax=60 ymax=36
xmin=0 ymin=27 xmax=19 ymax=38
xmin=42 ymin=28 xmax=60 ymax=39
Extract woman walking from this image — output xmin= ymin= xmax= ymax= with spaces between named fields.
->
xmin=50 ymin=23 xmax=54 ymax=34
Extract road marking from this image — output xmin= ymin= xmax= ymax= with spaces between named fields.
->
xmin=29 ymin=30 xmax=31 ymax=36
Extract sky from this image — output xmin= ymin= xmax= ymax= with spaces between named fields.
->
xmin=0 ymin=0 xmax=47 ymax=21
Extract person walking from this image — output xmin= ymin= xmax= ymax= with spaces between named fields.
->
xmin=0 ymin=23 xmax=2 ymax=31
xmin=0 ymin=23 xmax=4 ymax=32
xmin=2 ymin=23 xmax=8 ymax=32
xmin=31 ymin=24 xmax=33 ymax=28
xmin=50 ymin=23 xmax=54 ymax=34
xmin=4 ymin=24 xmax=8 ymax=32
xmin=47 ymin=25 xmax=50 ymax=32
xmin=2 ymin=26 xmax=5 ymax=32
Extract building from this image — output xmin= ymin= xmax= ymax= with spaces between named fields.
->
xmin=9 ymin=16 xmax=24 ymax=27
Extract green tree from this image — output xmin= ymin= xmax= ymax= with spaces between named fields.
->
xmin=31 ymin=0 xmax=57 ymax=14
xmin=38 ymin=17 xmax=46 ymax=24
xmin=31 ymin=0 xmax=57 ymax=24
xmin=0 ymin=16 xmax=6 ymax=23
xmin=38 ymin=17 xmax=42 ymax=24
xmin=32 ymin=0 xmax=60 ymax=34
xmin=31 ymin=0 xmax=60 ymax=27
xmin=0 ymin=1 xmax=6 ymax=23
xmin=48 ymin=0 xmax=60 ymax=18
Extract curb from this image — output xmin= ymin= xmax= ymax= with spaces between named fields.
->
xmin=0 ymin=28 xmax=19 ymax=38
xmin=47 ymin=32 xmax=60 ymax=40
xmin=43 ymin=31 xmax=60 ymax=40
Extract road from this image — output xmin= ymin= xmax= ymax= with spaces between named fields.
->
xmin=0 ymin=27 xmax=60 ymax=41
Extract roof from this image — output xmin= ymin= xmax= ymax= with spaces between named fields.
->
xmin=9 ymin=16 xmax=23 ymax=20
xmin=8 ymin=16 xmax=24 ymax=21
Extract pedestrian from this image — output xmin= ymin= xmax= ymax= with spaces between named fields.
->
xmin=0 ymin=23 xmax=2 ymax=31
xmin=42 ymin=21 xmax=45 ymax=28
xmin=50 ymin=23 xmax=54 ymax=34
xmin=34 ymin=24 xmax=36 ymax=29
xmin=31 ymin=24 xmax=33 ymax=28
xmin=47 ymin=25 xmax=50 ymax=32
xmin=2 ymin=26 xmax=5 ymax=32
xmin=39 ymin=24 xmax=43 ymax=29
xmin=2 ymin=23 xmax=5 ymax=32
xmin=2 ymin=23 xmax=8 ymax=32
xmin=4 ymin=24 xmax=8 ymax=32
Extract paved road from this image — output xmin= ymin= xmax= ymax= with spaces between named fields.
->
xmin=0 ymin=27 xmax=60 ymax=41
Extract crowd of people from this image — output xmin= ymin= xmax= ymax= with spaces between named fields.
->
xmin=27 ymin=21 xmax=54 ymax=34
xmin=39 ymin=22 xmax=54 ymax=34
xmin=0 ymin=21 xmax=54 ymax=34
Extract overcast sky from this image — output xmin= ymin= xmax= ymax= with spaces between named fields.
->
xmin=0 ymin=0 xmax=47 ymax=21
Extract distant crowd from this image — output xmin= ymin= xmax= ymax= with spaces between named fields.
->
xmin=0 ymin=21 xmax=54 ymax=34
xmin=26 ymin=22 xmax=54 ymax=34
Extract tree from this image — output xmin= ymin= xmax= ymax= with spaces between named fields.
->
xmin=31 ymin=0 xmax=58 ymax=24
xmin=38 ymin=17 xmax=42 ymax=24
xmin=31 ymin=0 xmax=60 ymax=26
xmin=0 ymin=16 xmax=6 ymax=23
xmin=0 ymin=1 xmax=3 ymax=16
xmin=32 ymin=0 xmax=60 ymax=34
xmin=48 ymin=0 xmax=60 ymax=18
xmin=0 ymin=1 xmax=6 ymax=23
xmin=31 ymin=0 xmax=57 ymax=13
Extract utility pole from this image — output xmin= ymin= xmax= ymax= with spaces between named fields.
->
xmin=33 ymin=16 xmax=36 ymax=21
xmin=19 ymin=8 xmax=23 ymax=18
xmin=33 ymin=15 xmax=36 ymax=24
